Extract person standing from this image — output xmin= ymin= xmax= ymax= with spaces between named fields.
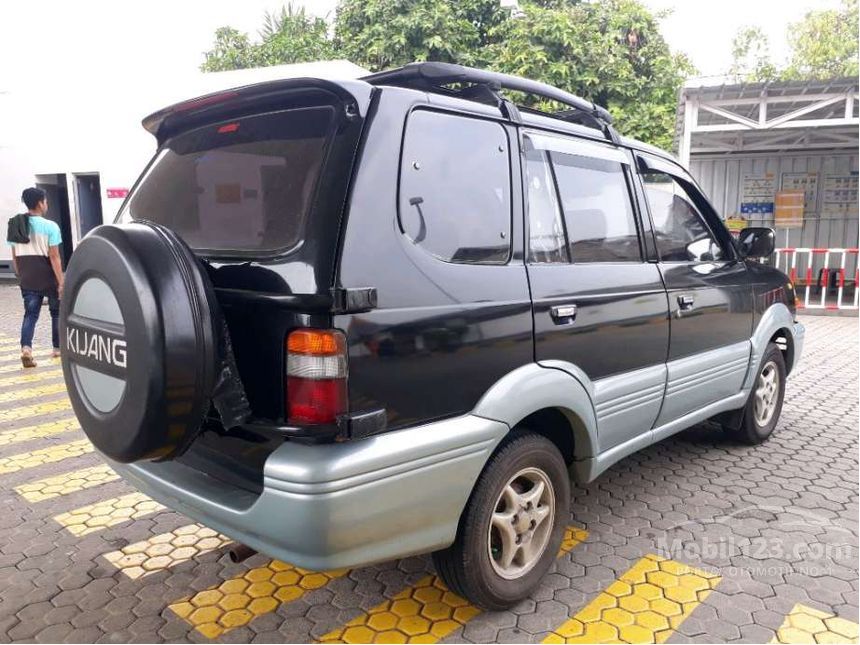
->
xmin=6 ymin=187 xmax=64 ymax=368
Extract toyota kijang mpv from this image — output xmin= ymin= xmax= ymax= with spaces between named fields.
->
xmin=59 ymin=63 xmax=804 ymax=609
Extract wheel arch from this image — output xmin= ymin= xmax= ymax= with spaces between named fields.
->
xmin=472 ymin=363 xmax=599 ymax=466
xmin=746 ymin=303 xmax=798 ymax=388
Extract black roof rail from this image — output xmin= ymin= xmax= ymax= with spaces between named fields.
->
xmin=362 ymin=62 xmax=619 ymax=143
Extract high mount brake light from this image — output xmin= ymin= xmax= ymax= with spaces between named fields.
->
xmin=286 ymin=329 xmax=348 ymax=425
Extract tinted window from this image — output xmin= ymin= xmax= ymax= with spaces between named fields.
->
xmin=120 ymin=107 xmax=334 ymax=254
xmin=525 ymin=150 xmax=568 ymax=263
xmin=642 ymin=172 xmax=725 ymax=262
xmin=399 ymin=111 xmax=510 ymax=264
xmin=550 ymin=152 xmax=641 ymax=263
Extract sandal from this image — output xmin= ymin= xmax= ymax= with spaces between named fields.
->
xmin=21 ymin=349 xmax=37 ymax=368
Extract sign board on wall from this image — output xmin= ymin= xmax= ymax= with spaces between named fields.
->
xmin=740 ymin=173 xmax=775 ymax=215
xmin=821 ymin=172 xmax=859 ymax=218
xmin=780 ymin=171 xmax=819 ymax=215
xmin=774 ymin=190 xmax=804 ymax=229
xmin=106 ymin=188 xmax=129 ymax=199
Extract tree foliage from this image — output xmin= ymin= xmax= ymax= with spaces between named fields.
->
xmin=200 ymin=0 xmax=694 ymax=149
xmin=729 ymin=0 xmax=858 ymax=82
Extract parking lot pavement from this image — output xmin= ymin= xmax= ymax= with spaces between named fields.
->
xmin=0 ymin=282 xmax=856 ymax=644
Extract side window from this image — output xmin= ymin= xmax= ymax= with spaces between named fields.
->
xmin=641 ymin=172 xmax=725 ymax=262
xmin=399 ymin=110 xmax=510 ymax=264
xmin=551 ymin=152 xmax=641 ymax=263
xmin=525 ymin=149 xmax=568 ymax=263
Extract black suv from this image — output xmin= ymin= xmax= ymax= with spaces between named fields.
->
xmin=59 ymin=63 xmax=804 ymax=609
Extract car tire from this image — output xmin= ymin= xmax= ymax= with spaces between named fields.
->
xmin=432 ymin=431 xmax=570 ymax=610
xmin=729 ymin=342 xmax=787 ymax=445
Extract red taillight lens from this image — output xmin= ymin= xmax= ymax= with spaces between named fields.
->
xmin=286 ymin=329 xmax=348 ymax=425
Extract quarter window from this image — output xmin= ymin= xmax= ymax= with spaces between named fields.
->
xmin=641 ymin=172 xmax=725 ymax=262
xmin=399 ymin=111 xmax=511 ymax=264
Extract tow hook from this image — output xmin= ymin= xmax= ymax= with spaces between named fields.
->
xmin=228 ymin=543 xmax=257 ymax=563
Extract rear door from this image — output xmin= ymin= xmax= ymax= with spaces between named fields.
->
xmin=634 ymin=153 xmax=753 ymax=428
xmin=523 ymin=131 xmax=669 ymax=453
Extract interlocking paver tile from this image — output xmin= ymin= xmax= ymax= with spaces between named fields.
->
xmin=15 ymin=464 xmax=118 ymax=502
xmin=53 ymin=492 xmax=165 ymax=536
xmin=0 ymin=417 xmax=79 ymax=446
xmin=0 ymin=438 xmax=92 ymax=474
xmin=770 ymin=603 xmax=859 ymax=644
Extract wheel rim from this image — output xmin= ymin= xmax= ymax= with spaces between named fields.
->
xmin=754 ymin=360 xmax=780 ymax=427
xmin=488 ymin=467 xmax=555 ymax=580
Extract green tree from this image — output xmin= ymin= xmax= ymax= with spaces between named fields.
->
xmin=200 ymin=3 xmax=334 ymax=72
xmin=484 ymin=0 xmax=694 ymax=149
xmin=728 ymin=26 xmax=778 ymax=82
xmin=784 ymin=0 xmax=859 ymax=79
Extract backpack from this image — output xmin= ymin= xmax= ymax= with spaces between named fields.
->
xmin=6 ymin=213 xmax=29 ymax=244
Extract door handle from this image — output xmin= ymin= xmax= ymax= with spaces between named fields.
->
xmin=677 ymin=294 xmax=695 ymax=311
xmin=550 ymin=304 xmax=577 ymax=324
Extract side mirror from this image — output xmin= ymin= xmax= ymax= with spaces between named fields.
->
xmin=737 ymin=227 xmax=775 ymax=259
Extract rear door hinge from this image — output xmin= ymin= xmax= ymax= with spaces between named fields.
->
xmin=331 ymin=287 xmax=378 ymax=314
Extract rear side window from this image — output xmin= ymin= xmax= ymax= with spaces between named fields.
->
xmin=641 ymin=172 xmax=725 ymax=262
xmin=120 ymin=107 xmax=335 ymax=254
xmin=399 ymin=110 xmax=511 ymax=264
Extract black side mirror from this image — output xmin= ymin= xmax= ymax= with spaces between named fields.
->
xmin=737 ymin=227 xmax=775 ymax=259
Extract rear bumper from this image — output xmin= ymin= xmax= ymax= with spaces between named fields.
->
xmin=110 ymin=414 xmax=507 ymax=571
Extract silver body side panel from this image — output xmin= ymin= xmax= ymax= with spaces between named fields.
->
xmin=656 ymin=341 xmax=751 ymax=426
xmin=591 ymin=364 xmax=666 ymax=451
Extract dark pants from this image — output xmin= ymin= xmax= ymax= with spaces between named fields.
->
xmin=20 ymin=289 xmax=60 ymax=349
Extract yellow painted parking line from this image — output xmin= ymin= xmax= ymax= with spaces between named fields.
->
xmin=320 ymin=527 xmax=589 ymax=644
xmin=0 ymin=398 xmax=72 ymax=424
xmin=0 ymin=367 xmax=63 ymax=388
xmin=771 ymin=603 xmax=859 ymax=644
xmin=542 ymin=554 xmax=721 ymax=644
xmin=0 ymin=417 xmax=79 ymax=447
xmin=0 ymin=438 xmax=92 ymax=474
xmin=104 ymin=524 xmax=232 ymax=580
xmin=15 ymin=464 xmax=118 ymax=502
xmin=0 ymin=381 xmax=67 ymax=404
xmin=0 ymin=359 xmax=59 ymax=374
xmin=54 ymin=492 xmax=165 ymax=537
xmin=169 ymin=561 xmax=348 ymax=639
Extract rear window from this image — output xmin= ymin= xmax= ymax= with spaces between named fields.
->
xmin=119 ymin=106 xmax=335 ymax=255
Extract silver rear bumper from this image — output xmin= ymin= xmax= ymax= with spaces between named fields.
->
xmin=110 ymin=414 xmax=507 ymax=570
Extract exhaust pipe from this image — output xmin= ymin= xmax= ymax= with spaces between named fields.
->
xmin=228 ymin=543 xmax=257 ymax=563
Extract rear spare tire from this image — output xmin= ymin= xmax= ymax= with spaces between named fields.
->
xmin=59 ymin=222 xmax=219 ymax=463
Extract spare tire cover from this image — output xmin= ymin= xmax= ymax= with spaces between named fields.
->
xmin=59 ymin=222 xmax=218 ymax=463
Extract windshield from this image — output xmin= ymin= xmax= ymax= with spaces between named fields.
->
xmin=119 ymin=106 xmax=335 ymax=255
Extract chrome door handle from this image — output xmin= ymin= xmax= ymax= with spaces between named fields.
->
xmin=677 ymin=294 xmax=695 ymax=311
xmin=550 ymin=304 xmax=577 ymax=323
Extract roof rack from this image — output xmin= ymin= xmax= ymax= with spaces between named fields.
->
xmin=362 ymin=62 xmax=619 ymax=143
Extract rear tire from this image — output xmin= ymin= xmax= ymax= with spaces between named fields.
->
xmin=432 ymin=431 xmax=570 ymax=610
xmin=727 ymin=342 xmax=786 ymax=445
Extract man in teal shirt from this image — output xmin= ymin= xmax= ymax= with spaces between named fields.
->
xmin=6 ymin=187 xmax=65 ymax=368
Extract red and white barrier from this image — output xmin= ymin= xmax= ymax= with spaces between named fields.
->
xmin=775 ymin=247 xmax=859 ymax=311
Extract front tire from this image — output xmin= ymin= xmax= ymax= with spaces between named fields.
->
xmin=432 ymin=431 xmax=570 ymax=610
xmin=729 ymin=342 xmax=786 ymax=445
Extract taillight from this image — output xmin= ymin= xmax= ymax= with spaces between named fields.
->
xmin=286 ymin=329 xmax=348 ymax=425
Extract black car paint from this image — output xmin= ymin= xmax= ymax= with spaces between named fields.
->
xmin=126 ymin=77 xmax=795 ymax=441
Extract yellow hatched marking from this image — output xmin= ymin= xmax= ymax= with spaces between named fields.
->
xmin=0 ymin=381 xmax=67 ymax=404
xmin=104 ymin=524 xmax=232 ymax=580
xmin=0 ymin=417 xmax=79 ymax=446
xmin=0 ymin=439 xmax=92 ymax=474
xmin=771 ymin=603 xmax=859 ymax=644
xmin=15 ymin=464 xmax=118 ymax=502
xmin=0 ymin=398 xmax=72 ymax=423
xmin=320 ymin=527 xmax=589 ymax=644
xmin=0 ymin=367 xmax=63 ymax=388
xmin=54 ymin=492 xmax=165 ymax=536
xmin=542 ymin=554 xmax=721 ymax=644
xmin=169 ymin=561 xmax=348 ymax=639
xmin=0 ymin=360 xmax=59 ymax=374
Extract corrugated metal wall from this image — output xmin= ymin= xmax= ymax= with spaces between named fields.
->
xmin=691 ymin=151 xmax=858 ymax=251
xmin=691 ymin=151 xmax=859 ymax=293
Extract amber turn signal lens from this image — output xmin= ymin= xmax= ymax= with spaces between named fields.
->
xmin=287 ymin=329 xmax=345 ymax=356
